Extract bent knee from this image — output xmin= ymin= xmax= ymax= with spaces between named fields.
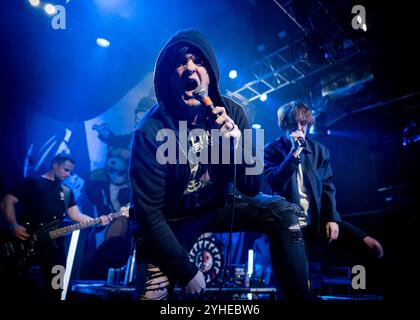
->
xmin=288 ymin=222 xmax=304 ymax=243
xmin=269 ymin=199 xmax=302 ymax=222
xmin=268 ymin=201 xmax=304 ymax=243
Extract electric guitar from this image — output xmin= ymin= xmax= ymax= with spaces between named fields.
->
xmin=0 ymin=205 xmax=130 ymax=271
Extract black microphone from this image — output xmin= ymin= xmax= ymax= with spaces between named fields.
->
xmin=192 ymin=86 xmax=222 ymax=118
xmin=297 ymin=137 xmax=306 ymax=148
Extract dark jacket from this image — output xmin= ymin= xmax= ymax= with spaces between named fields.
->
xmin=264 ymin=135 xmax=342 ymax=234
xmin=129 ymin=30 xmax=262 ymax=285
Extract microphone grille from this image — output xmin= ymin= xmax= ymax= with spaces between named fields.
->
xmin=192 ymin=86 xmax=208 ymax=100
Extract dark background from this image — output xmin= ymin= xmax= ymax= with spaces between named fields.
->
xmin=1 ymin=0 xmax=418 ymax=301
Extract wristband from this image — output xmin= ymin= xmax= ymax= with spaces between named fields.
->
xmin=10 ymin=222 xmax=19 ymax=231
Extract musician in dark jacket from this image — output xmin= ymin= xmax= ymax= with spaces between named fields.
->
xmin=129 ymin=29 xmax=310 ymax=300
xmin=264 ymin=102 xmax=384 ymax=263
xmin=0 ymin=153 xmax=111 ymax=301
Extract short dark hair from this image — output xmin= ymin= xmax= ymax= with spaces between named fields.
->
xmin=51 ymin=153 xmax=76 ymax=168
xmin=277 ymin=101 xmax=315 ymax=131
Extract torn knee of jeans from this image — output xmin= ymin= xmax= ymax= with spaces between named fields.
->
xmin=288 ymin=223 xmax=301 ymax=231
xmin=288 ymin=223 xmax=304 ymax=243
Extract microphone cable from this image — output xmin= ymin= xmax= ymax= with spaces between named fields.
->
xmin=216 ymin=132 xmax=238 ymax=299
xmin=193 ymin=87 xmax=240 ymax=299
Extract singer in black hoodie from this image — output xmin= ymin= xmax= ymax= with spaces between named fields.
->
xmin=129 ymin=29 xmax=309 ymax=300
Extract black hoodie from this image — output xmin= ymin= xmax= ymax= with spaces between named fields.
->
xmin=129 ymin=29 xmax=263 ymax=285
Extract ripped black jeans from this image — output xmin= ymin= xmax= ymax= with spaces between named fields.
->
xmin=168 ymin=192 xmax=310 ymax=300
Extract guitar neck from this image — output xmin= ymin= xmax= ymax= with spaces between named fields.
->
xmin=48 ymin=212 xmax=121 ymax=240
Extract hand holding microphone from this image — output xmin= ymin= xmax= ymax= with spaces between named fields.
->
xmin=297 ymin=137 xmax=306 ymax=148
xmin=193 ymin=86 xmax=220 ymax=116
xmin=193 ymin=86 xmax=240 ymax=141
xmin=290 ymin=130 xmax=305 ymax=158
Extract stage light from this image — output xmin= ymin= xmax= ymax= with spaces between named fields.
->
xmin=327 ymin=129 xmax=331 ymax=135
xmin=246 ymin=249 xmax=253 ymax=298
xmin=362 ymin=24 xmax=367 ymax=32
xmin=252 ymin=123 xmax=261 ymax=129
xmin=61 ymin=230 xmax=80 ymax=300
xmin=29 ymin=0 xmax=40 ymax=7
xmin=278 ymin=30 xmax=287 ymax=39
xmin=259 ymin=93 xmax=267 ymax=102
xmin=257 ymin=44 xmax=265 ymax=53
xmin=228 ymin=70 xmax=237 ymax=79
xmin=247 ymin=249 xmax=254 ymax=277
xmin=96 ymin=37 xmax=110 ymax=48
xmin=44 ymin=4 xmax=57 ymax=15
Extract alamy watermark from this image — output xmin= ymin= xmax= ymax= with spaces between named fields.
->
xmin=51 ymin=5 xmax=66 ymax=30
xmin=155 ymin=121 xmax=264 ymax=175
xmin=351 ymin=5 xmax=367 ymax=32
xmin=351 ymin=264 xmax=366 ymax=290
xmin=51 ymin=264 xmax=66 ymax=290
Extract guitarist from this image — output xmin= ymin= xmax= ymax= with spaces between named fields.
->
xmin=0 ymin=153 xmax=111 ymax=301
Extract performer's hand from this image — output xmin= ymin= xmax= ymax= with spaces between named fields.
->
xmin=289 ymin=130 xmax=305 ymax=157
xmin=12 ymin=224 xmax=30 ymax=240
xmin=99 ymin=214 xmax=113 ymax=226
xmin=212 ymin=106 xmax=241 ymax=142
xmin=363 ymin=236 xmax=384 ymax=258
xmin=326 ymin=222 xmax=339 ymax=243
xmin=184 ymin=270 xmax=206 ymax=295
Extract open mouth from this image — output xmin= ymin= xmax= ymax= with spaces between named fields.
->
xmin=184 ymin=79 xmax=198 ymax=92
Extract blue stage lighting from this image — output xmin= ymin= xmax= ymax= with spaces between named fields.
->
xmin=29 ymin=0 xmax=40 ymax=7
xmin=259 ymin=94 xmax=267 ymax=102
xmin=96 ymin=38 xmax=110 ymax=48
xmin=229 ymin=70 xmax=237 ymax=79
xmin=44 ymin=4 xmax=57 ymax=15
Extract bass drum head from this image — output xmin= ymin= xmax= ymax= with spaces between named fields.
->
xmin=189 ymin=234 xmax=224 ymax=285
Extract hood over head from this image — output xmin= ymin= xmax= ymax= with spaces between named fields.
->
xmin=154 ymin=29 xmax=223 ymax=120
